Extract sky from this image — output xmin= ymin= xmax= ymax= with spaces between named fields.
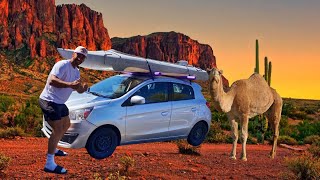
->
xmin=56 ymin=0 xmax=320 ymax=100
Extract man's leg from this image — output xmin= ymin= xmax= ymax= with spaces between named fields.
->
xmin=47 ymin=120 xmax=66 ymax=154
xmin=61 ymin=116 xmax=71 ymax=133
xmin=54 ymin=116 xmax=71 ymax=156
xmin=45 ymin=119 xmax=67 ymax=173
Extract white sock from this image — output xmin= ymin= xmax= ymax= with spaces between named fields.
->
xmin=45 ymin=153 xmax=57 ymax=171
xmin=45 ymin=154 xmax=67 ymax=173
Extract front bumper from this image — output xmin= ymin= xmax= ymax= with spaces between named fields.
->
xmin=41 ymin=119 xmax=97 ymax=149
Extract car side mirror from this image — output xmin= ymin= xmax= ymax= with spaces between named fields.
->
xmin=130 ymin=95 xmax=145 ymax=105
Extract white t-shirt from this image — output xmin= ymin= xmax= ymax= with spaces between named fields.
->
xmin=40 ymin=60 xmax=80 ymax=104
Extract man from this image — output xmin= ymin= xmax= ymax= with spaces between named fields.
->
xmin=39 ymin=46 xmax=88 ymax=174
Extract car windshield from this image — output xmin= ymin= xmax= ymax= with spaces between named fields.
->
xmin=88 ymin=75 xmax=144 ymax=99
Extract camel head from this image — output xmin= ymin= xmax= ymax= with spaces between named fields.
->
xmin=208 ymin=67 xmax=223 ymax=85
xmin=207 ymin=67 xmax=225 ymax=109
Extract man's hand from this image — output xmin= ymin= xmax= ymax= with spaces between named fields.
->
xmin=69 ymin=79 xmax=81 ymax=90
xmin=76 ymin=82 xmax=88 ymax=93
xmin=49 ymin=75 xmax=81 ymax=89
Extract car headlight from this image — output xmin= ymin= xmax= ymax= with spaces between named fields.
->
xmin=69 ymin=107 xmax=93 ymax=121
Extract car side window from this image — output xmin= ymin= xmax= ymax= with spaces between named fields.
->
xmin=172 ymin=83 xmax=194 ymax=101
xmin=134 ymin=82 xmax=169 ymax=104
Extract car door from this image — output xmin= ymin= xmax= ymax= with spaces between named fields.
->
xmin=169 ymin=83 xmax=198 ymax=136
xmin=125 ymin=82 xmax=171 ymax=142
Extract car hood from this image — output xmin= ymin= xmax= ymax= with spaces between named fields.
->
xmin=66 ymin=91 xmax=112 ymax=110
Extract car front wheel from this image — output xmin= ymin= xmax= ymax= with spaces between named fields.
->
xmin=187 ymin=121 xmax=208 ymax=146
xmin=86 ymin=127 xmax=118 ymax=159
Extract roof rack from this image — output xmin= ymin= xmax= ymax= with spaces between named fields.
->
xmin=121 ymin=71 xmax=196 ymax=81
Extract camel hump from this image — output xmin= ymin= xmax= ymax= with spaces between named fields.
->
xmin=249 ymin=73 xmax=267 ymax=82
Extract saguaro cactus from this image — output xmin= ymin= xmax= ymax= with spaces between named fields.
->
xmin=264 ymin=57 xmax=268 ymax=82
xmin=255 ymin=39 xmax=259 ymax=74
xmin=268 ymin=61 xmax=272 ymax=86
xmin=263 ymin=57 xmax=272 ymax=86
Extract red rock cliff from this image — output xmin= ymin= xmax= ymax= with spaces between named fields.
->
xmin=111 ymin=32 xmax=216 ymax=70
xmin=56 ymin=4 xmax=111 ymax=51
xmin=0 ymin=0 xmax=111 ymax=58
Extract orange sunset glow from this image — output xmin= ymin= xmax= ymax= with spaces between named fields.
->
xmin=56 ymin=0 xmax=320 ymax=100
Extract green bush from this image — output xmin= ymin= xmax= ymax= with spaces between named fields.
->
xmin=211 ymin=110 xmax=230 ymax=130
xmin=205 ymin=121 xmax=229 ymax=143
xmin=278 ymin=135 xmax=298 ymax=145
xmin=292 ymin=121 xmax=320 ymax=142
xmin=0 ymin=153 xmax=10 ymax=172
xmin=176 ymin=140 xmax=200 ymax=156
xmin=248 ymin=115 xmax=272 ymax=143
xmin=14 ymin=96 xmax=43 ymax=135
xmin=0 ymin=95 xmax=14 ymax=112
xmin=0 ymin=127 xmax=25 ymax=139
xmin=286 ymin=154 xmax=320 ymax=180
xmin=282 ymin=102 xmax=295 ymax=117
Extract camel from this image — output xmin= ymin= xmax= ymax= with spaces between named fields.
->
xmin=208 ymin=67 xmax=282 ymax=161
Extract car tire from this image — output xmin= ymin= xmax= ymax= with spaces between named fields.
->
xmin=187 ymin=121 xmax=208 ymax=146
xmin=86 ymin=127 xmax=118 ymax=159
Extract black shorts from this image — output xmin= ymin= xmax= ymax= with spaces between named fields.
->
xmin=39 ymin=98 xmax=69 ymax=121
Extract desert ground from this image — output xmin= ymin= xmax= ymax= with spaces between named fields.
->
xmin=0 ymin=137 xmax=304 ymax=179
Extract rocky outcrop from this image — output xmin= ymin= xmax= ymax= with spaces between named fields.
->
xmin=0 ymin=0 xmax=111 ymax=58
xmin=56 ymin=4 xmax=111 ymax=51
xmin=112 ymin=32 xmax=216 ymax=70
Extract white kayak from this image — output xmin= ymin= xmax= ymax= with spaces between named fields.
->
xmin=57 ymin=48 xmax=209 ymax=81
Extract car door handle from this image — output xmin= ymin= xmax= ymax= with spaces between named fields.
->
xmin=161 ymin=111 xmax=169 ymax=116
xmin=191 ymin=107 xmax=197 ymax=112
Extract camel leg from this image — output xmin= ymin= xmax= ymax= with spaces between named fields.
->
xmin=270 ymin=121 xmax=279 ymax=158
xmin=266 ymin=92 xmax=282 ymax=159
xmin=267 ymin=111 xmax=280 ymax=159
xmin=240 ymin=116 xmax=249 ymax=161
xmin=229 ymin=118 xmax=238 ymax=160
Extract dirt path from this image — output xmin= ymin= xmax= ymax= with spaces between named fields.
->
xmin=0 ymin=137 xmax=299 ymax=179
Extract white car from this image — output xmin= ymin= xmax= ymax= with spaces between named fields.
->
xmin=42 ymin=73 xmax=211 ymax=159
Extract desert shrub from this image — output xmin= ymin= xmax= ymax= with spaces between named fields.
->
xmin=292 ymin=121 xmax=320 ymax=142
xmin=282 ymin=102 xmax=295 ymax=117
xmin=14 ymin=96 xmax=43 ymax=135
xmin=309 ymin=144 xmax=320 ymax=158
xmin=176 ymin=140 xmax=200 ymax=156
xmin=211 ymin=110 xmax=230 ymax=130
xmin=278 ymin=135 xmax=298 ymax=145
xmin=205 ymin=121 xmax=229 ymax=143
xmin=304 ymin=135 xmax=320 ymax=145
xmin=0 ymin=95 xmax=14 ymax=112
xmin=107 ymin=171 xmax=126 ymax=180
xmin=248 ymin=115 xmax=272 ymax=143
xmin=119 ymin=154 xmax=135 ymax=176
xmin=308 ymin=140 xmax=320 ymax=158
xmin=305 ymin=108 xmax=317 ymax=115
xmin=0 ymin=153 xmax=10 ymax=178
xmin=0 ymin=153 xmax=10 ymax=172
xmin=280 ymin=115 xmax=289 ymax=129
xmin=285 ymin=154 xmax=320 ymax=180
xmin=93 ymin=172 xmax=103 ymax=180
xmin=0 ymin=127 xmax=25 ymax=139
xmin=290 ymin=111 xmax=308 ymax=120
